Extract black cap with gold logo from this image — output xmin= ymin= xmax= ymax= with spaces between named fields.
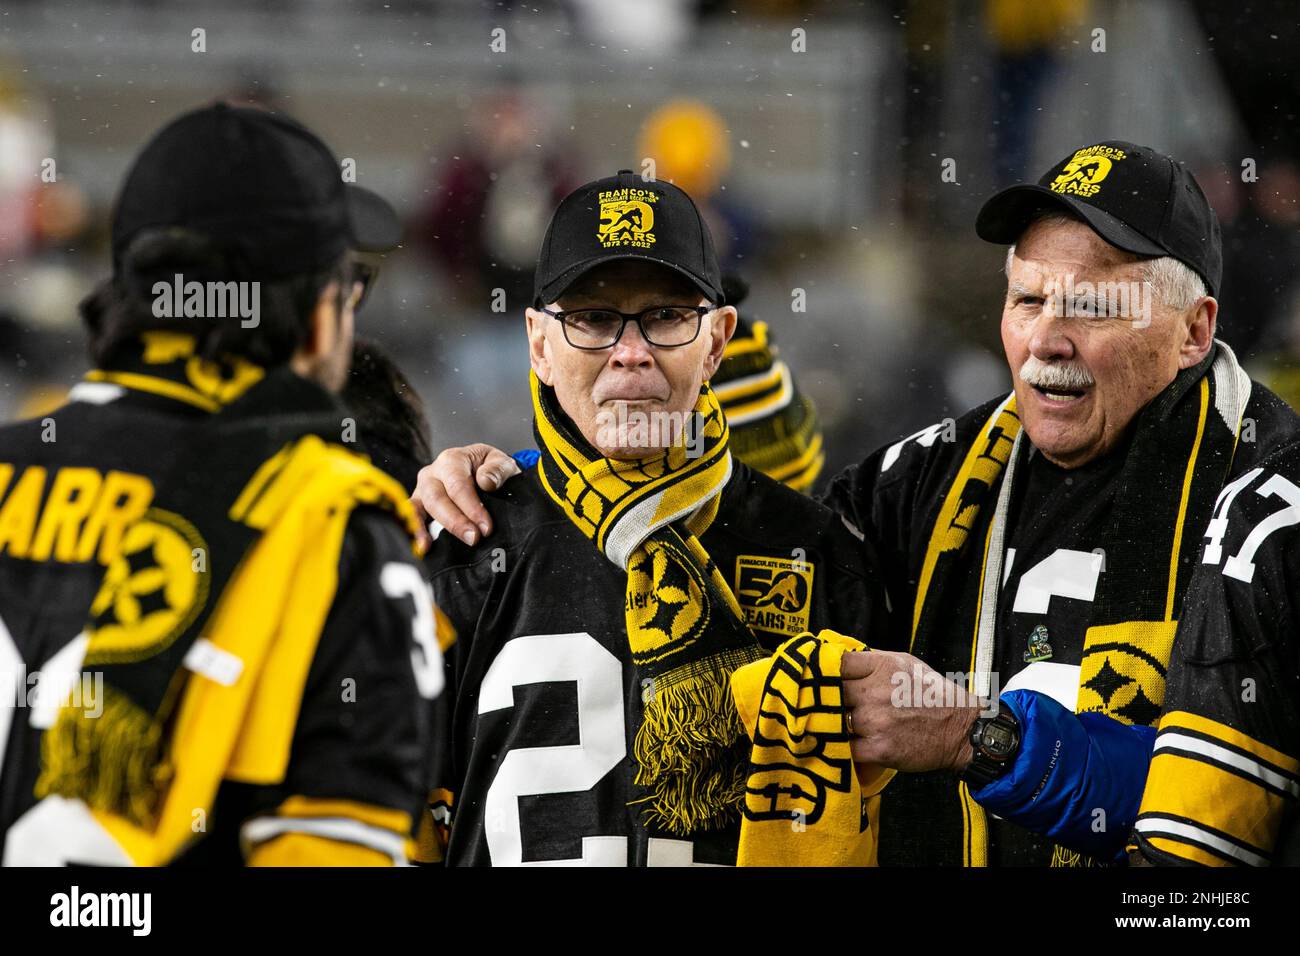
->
xmin=533 ymin=169 xmax=725 ymax=307
xmin=976 ymin=141 xmax=1222 ymax=297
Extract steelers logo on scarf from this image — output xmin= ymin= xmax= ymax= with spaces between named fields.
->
xmin=627 ymin=538 xmax=709 ymax=659
xmin=85 ymin=508 xmax=210 ymax=666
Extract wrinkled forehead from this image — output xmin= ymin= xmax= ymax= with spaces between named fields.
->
xmin=1008 ymin=218 xmax=1148 ymax=288
xmin=556 ymin=259 xmax=703 ymax=309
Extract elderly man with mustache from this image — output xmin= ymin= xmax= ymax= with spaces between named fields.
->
xmin=414 ymin=142 xmax=1300 ymax=866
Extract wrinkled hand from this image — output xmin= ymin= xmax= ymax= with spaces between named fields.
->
xmin=410 ymin=443 xmax=520 ymax=548
xmin=841 ymin=649 xmax=983 ymax=774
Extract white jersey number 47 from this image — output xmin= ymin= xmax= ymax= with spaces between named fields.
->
xmin=1202 ymin=468 xmax=1300 ymax=584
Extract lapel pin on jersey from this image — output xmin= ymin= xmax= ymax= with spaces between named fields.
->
xmin=1023 ymin=624 xmax=1054 ymax=663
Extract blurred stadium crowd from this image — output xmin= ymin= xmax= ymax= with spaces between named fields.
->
xmin=1 ymin=0 xmax=1298 ymax=483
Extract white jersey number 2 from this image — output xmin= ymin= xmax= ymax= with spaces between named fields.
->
xmin=477 ymin=632 xmax=706 ymax=866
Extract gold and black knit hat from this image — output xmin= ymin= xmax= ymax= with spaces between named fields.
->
xmin=712 ymin=276 xmax=824 ymax=493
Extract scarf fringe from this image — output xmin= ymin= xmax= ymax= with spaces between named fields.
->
xmin=631 ymin=651 xmax=759 ymax=834
xmin=1051 ymin=845 xmax=1102 ymax=867
xmin=36 ymin=684 xmax=173 ymax=828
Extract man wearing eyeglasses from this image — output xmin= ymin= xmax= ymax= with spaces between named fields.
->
xmin=420 ymin=170 xmax=887 ymax=866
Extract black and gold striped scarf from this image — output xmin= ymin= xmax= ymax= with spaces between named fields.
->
xmin=530 ymin=371 xmax=765 ymax=834
xmin=731 ymin=629 xmax=894 ymax=866
xmin=713 ymin=319 xmax=824 ymax=493
xmin=902 ymin=342 xmax=1252 ymax=866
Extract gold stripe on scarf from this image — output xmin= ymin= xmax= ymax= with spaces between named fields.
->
xmin=766 ymin=431 xmax=825 ymax=484
xmin=1164 ymin=377 xmax=1209 ymax=621
xmin=910 ymin=396 xmax=1021 ymax=649
xmin=959 ymin=501 xmax=999 ymax=868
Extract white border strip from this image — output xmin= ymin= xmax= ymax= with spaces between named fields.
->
xmin=240 ymin=815 xmax=408 ymax=865
xmin=1134 ymin=816 xmax=1267 ymax=867
xmin=1154 ymin=731 xmax=1300 ymax=797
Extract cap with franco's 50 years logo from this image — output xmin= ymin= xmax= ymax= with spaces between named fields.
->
xmin=976 ymin=141 xmax=1222 ymax=297
xmin=533 ymin=169 xmax=725 ymax=307
xmin=112 ymin=102 xmax=401 ymax=280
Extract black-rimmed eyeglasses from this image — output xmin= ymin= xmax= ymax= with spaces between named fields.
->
xmin=540 ymin=305 xmax=711 ymax=350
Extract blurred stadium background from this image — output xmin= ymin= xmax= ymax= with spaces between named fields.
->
xmin=1 ymin=0 xmax=1297 ymax=481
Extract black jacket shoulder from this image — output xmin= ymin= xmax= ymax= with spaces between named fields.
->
xmin=712 ymin=459 xmax=881 ymax=585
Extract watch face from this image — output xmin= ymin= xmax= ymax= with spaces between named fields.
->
xmin=982 ymin=721 xmax=1017 ymax=757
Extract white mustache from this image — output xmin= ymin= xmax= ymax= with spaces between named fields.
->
xmin=1020 ymin=355 xmax=1095 ymax=390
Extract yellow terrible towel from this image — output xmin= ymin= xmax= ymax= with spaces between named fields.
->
xmin=730 ymin=630 xmax=894 ymax=866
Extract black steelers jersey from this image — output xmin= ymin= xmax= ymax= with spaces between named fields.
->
xmin=0 ymin=375 xmax=435 ymax=865
xmin=171 ymin=506 xmax=437 ymax=866
xmin=425 ymin=459 xmax=884 ymax=866
xmin=1136 ymin=441 xmax=1300 ymax=866
xmin=821 ymin=382 xmax=1300 ymax=866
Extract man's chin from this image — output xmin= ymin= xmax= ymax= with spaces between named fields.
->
xmin=591 ymin=420 xmax=676 ymax=459
xmin=1026 ymin=422 xmax=1101 ymax=468
xmin=595 ymin=442 xmax=665 ymax=461
xmin=589 ymin=399 xmax=692 ymax=457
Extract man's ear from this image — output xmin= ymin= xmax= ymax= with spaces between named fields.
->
xmin=702 ymin=305 xmax=738 ymax=380
xmin=526 ymin=307 xmax=554 ymax=385
xmin=291 ymin=279 xmax=341 ymax=373
xmin=1179 ymin=296 xmax=1217 ymax=369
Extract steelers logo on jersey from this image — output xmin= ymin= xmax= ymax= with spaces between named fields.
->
xmin=734 ymin=555 xmax=814 ymax=638
xmin=626 ymin=538 xmax=707 ymax=663
xmin=84 ymin=508 xmax=210 ymax=666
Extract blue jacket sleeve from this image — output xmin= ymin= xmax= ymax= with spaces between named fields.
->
xmin=970 ymin=690 xmax=1157 ymax=862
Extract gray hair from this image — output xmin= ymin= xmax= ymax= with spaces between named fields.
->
xmin=1140 ymin=256 xmax=1208 ymax=311
xmin=1004 ymin=212 xmax=1208 ymax=311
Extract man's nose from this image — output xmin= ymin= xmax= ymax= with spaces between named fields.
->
xmin=609 ymin=320 xmax=655 ymax=368
xmin=1027 ymin=308 xmax=1076 ymax=363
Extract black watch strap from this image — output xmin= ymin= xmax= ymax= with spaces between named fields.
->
xmin=961 ymin=701 xmax=1021 ymax=789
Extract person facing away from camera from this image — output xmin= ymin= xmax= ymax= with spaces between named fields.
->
xmin=0 ymin=103 xmax=442 ymax=867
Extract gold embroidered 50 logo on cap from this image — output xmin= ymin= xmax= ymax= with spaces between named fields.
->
xmin=1049 ymin=144 xmax=1129 ymax=198
xmin=597 ymin=187 xmax=658 ymax=249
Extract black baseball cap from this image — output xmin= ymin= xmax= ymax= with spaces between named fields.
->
xmin=533 ymin=170 xmax=725 ymax=307
xmin=111 ymin=102 xmax=401 ymax=280
xmin=976 ymin=141 xmax=1222 ymax=297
